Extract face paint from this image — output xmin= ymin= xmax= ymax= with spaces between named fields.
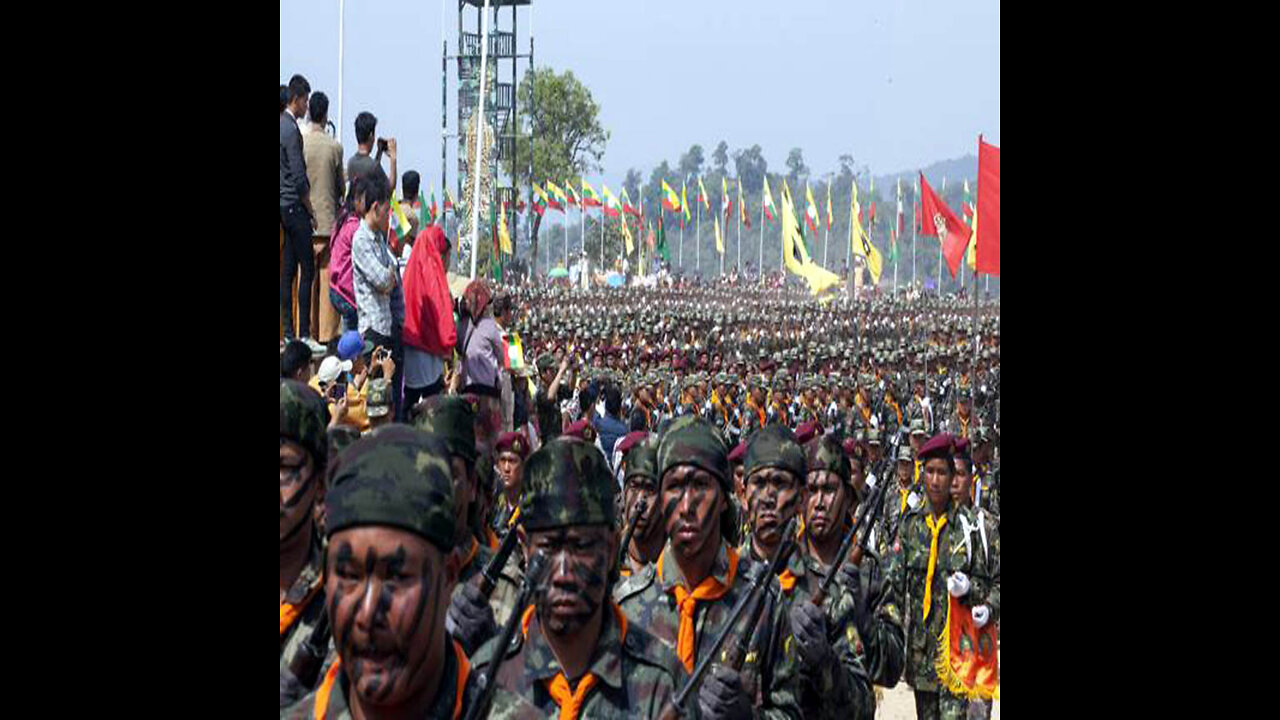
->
xmin=746 ymin=468 xmax=800 ymax=553
xmin=327 ymin=527 xmax=448 ymax=710
xmin=529 ymin=525 xmax=613 ymax=636
xmin=280 ymin=441 xmax=317 ymax=544
xmin=661 ymin=465 xmax=723 ymax=560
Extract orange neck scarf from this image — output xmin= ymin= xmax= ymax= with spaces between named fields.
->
xmin=521 ymin=603 xmax=629 ymax=720
xmin=886 ymin=398 xmax=902 ymax=426
xmin=778 ymin=568 xmax=798 ymax=592
xmin=459 ymin=536 xmax=480 ymax=572
xmin=658 ymin=546 xmax=741 ymax=672
xmin=313 ymin=641 xmax=471 ymax=720
xmin=280 ymin=571 xmax=323 ymax=637
xmin=923 ymin=513 xmax=948 ymax=621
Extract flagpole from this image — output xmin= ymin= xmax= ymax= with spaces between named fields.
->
xmin=823 ymin=211 xmax=830 ymax=268
xmin=844 ymin=181 xmax=852 ymax=279
xmin=467 ymin=0 xmax=492 ymax=280
xmin=338 ymin=0 xmax=345 ymax=155
xmin=758 ymin=185 xmax=764 ymax=288
xmin=912 ymin=184 xmax=917 ymax=290
xmin=736 ymin=183 xmax=742 ymax=277
xmin=938 ymin=176 xmax=945 ymax=296
xmin=696 ymin=194 xmax=701 ymax=279
xmin=580 ymin=188 xmax=586 ymax=263
xmin=600 ymin=199 xmax=605 ymax=272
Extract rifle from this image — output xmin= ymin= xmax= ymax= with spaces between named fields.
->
xmin=658 ymin=517 xmax=798 ymax=720
xmin=478 ymin=513 xmax=522 ymax=599
xmin=280 ymin=605 xmax=332 ymax=705
xmin=617 ymin=496 xmax=649 ymax=571
xmin=462 ymin=551 xmax=549 ymax=720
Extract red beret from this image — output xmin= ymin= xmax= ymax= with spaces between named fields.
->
xmin=953 ymin=437 xmax=971 ymax=458
xmin=495 ymin=431 xmax=529 ymax=459
xmin=795 ymin=421 xmax=822 ymax=446
xmin=917 ymin=433 xmax=956 ymax=462
xmin=563 ymin=418 xmax=597 ymax=443
xmin=617 ymin=430 xmax=650 ymax=456
xmin=728 ymin=441 xmax=748 ymax=464
xmin=841 ymin=437 xmax=859 ymax=457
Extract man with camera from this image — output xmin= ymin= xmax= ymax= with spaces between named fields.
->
xmin=310 ymin=331 xmax=395 ymax=433
xmin=346 ymin=111 xmax=396 ymax=197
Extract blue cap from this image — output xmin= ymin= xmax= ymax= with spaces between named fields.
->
xmin=337 ymin=331 xmax=371 ymax=361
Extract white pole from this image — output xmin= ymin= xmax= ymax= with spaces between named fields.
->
xmin=823 ymin=217 xmax=829 ymax=268
xmin=912 ymin=189 xmax=917 ymax=289
xmin=696 ymin=193 xmax=701 ymax=279
xmin=736 ymin=183 xmax=742 ymax=277
xmin=938 ymin=176 xmax=945 ymax=295
xmin=758 ymin=185 xmax=764 ymax=287
xmin=468 ymin=0 xmax=492 ymax=280
xmin=337 ymin=0 xmax=345 ymax=148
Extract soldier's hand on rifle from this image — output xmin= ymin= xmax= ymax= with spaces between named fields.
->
xmin=839 ymin=564 xmax=877 ymax=643
xmin=698 ymin=665 xmax=753 ymax=720
xmin=947 ymin=571 xmax=970 ymax=598
xmin=789 ymin=601 xmax=833 ymax=670
xmin=446 ymin=580 xmax=497 ymax=656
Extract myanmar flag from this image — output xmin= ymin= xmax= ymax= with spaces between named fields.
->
xmin=622 ymin=188 xmax=640 ymax=217
xmin=681 ymin=181 xmax=691 ymax=224
xmin=546 ymin=180 xmax=569 ymax=210
xmin=602 ymin=184 xmax=622 ymax=218
xmin=722 ymin=176 xmax=732 ymax=224
xmin=444 ymin=188 xmax=456 ymax=212
xmin=762 ymin=177 xmax=776 ymax=222
xmin=564 ymin=183 xmax=580 ymax=208
xmin=739 ymin=178 xmax=752 ymax=229
xmin=698 ymin=176 xmax=711 ymax=211
xmin=804 ymin=182 xmax=820 ymax=237
xmin=582 ymin=180 xmax=603 ymax=208
xmin=531 ymin=183 xmax=549 ymax=216
xmin=661 ymin=180 xmax=681 ymax=212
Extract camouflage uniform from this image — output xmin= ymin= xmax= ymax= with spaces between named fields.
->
xmin=475 ymin=438 xmax=682 ymax=720
xmin=974 ymin=461 xmax=999 ymax=520
xmin=280 ymin=380 xmax=333 ymax=707
xmin=282 ymin=428 xmax=475 ymax=720
xmin=886 ymin=499 xmax=999 ymax=720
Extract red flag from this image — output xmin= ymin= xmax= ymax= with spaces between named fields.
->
xmin=919 ymin=172 xmax=971 ymax=278
xmin=976 ymin=137 xmax=1000 ymax=276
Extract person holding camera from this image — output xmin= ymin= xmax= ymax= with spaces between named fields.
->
xmin=345 ymin=111 xmax=396 ymax=197
xmin=350 ymin=171 xmax=405 ymax=422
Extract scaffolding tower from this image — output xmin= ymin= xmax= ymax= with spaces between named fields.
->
xmin=444 ymin=0 xmax=533 ymax=275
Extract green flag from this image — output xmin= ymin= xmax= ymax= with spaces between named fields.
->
xmin=657 ymin=212 xmax=670 ymax=262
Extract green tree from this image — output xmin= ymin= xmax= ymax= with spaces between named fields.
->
xmin=507 ymin=66 xmax=609 ymax=274
xmin=677 ymin=144 xmax=705 ymax=180
xmin=732 ymin=145 xmax=767 ymax=199
xmin=785 ymin=147 xmax=809 ymax=188
xmin=712 ymin=141 xmax=729 ymax=175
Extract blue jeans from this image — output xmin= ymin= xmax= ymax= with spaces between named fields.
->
xmin=329 ymin=288 xmax=359 ymax=333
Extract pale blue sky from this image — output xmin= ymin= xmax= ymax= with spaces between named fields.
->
xmin=281 ymin=0 xmax=998 ymax=192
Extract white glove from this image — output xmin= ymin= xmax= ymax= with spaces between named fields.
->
xmin=971 ymin=604 xmax=990 ymax=628
xmin=947 ymin=571 xmax=971 ymax=598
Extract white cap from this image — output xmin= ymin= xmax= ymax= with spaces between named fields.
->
xmin=317 ymin=355 xmax=353 ymax=384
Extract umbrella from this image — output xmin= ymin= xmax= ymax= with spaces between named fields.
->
xmin=605 ymin=272 xmax=624 ymax=288
xmin=548 ymin=267 xmax=569 ymax=279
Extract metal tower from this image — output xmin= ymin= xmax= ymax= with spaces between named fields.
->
xmin=444 ymin=0 xmax=533 ymax=275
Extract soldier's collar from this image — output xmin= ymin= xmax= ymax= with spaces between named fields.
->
xmin=519 ymin=603 xmax=628 ymax=690
xmin=657 ymin=540 xmax=736 ymax=593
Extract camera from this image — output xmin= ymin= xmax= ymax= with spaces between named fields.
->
xmin=377 ymin=138 xmax=388 ymax=153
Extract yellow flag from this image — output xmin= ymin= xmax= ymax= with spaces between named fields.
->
xmin=967 ymin=205 xmax=978 ymax=271
xmin=498 ymin=202 xmax=513 ymax=254
xmin=698 ymin=176 xmax=711 ymax=211
xmin=850 ymin=181 xmax=884 ymax=283
xmin=622 ymin=215 xmax=634 ymax=254
xmin=780 ymin=180 xmax=840 ymax=295
xmin=390 ymin=191 xmax=412 ymax=239
xmin=682 ymin=181 xmax=691 ymax=221
xmin=714 ymin=217 xmax=724 ymax=254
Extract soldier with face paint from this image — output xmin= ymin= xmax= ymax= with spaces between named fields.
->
xmin=619 ymin=416 xmax=801 ymax=720
xmin=614 ymin=434 xmax=663 ymax=596
xmin=281 ymin=380 xmax=333 ymax=707
xmin=281 ymin=428 xmax=475 ymax=720
xmin=471 ymin=438 xmax=681 ymax=720
xmin=416 ymin=396 xmax=521 ymax=654
xmin=801 ymin=437 xmax=905 ymax=692
xmin=885 ymin=434 xmax=998 ymax=720
xmin=735 ymin=426 xmax=877 ymax=720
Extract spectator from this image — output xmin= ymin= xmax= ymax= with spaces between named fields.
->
xmin=401 ymin=225 xmax=456 ymax=416
xmin=280 ymin=74 xmax=323 ymax=354
xmin=389 ymin=170 xmax=422 ymax=258
xmin=346 ymin=111 xmax=396 ymax=196
xmin=328 ymin=176 xmax=366 ymax=333
xmin=280 ymin=339 xmax=315 ymax=382
xmin=492 ymin=292 xmax=516 ymax=432
xmin=453 ymin=280 xmax=506 ymax=455
xmin=349 ymin=171 xmax=405 ymax=420
xmin=279 ymin=84 xmax=287 ymax=114
xmin=301 ymin=91 xmax=345 ymax=345
xmin=594 ymin=383 xmax=628 ymax=471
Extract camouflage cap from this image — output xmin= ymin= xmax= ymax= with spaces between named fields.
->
xmin=744 ymin=424 xmax=806 ymax=481
xmin=325 ymin=428 xmax=456 ymax=551
xmin=537 ymin=353 xmax=558 ymax=372
xmin=896 ymin=443 xmax=915 ymax=463
xmin=804 ymin=435 xmax=851 ymax=486
xmin=520 ymin=438 xmax=617 ymax=531
xmin=909 ymin=418 xmax=927 ymax=436
xmin=281 ymin=379 xmax=329 ymax=467
xmin=327 ymin=424 xmax=362 ymax=459
xmin=366 ymin=378 xmax=392 ymax=418
xmin=623 ymin=435 xmax=660 ymax=485
xmin=657 ymin=415 xmax=730 ymax=490
xmin=413 ymin=395 xmax=478 ymax=465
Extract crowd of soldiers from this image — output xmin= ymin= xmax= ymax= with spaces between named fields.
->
xmin=281 ymin=284 xmax=1000 ymax=720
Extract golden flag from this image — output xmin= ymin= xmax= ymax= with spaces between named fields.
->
xmin=622 ymin=215 xmax=634 ymax=255
xmin=714 ymin=216 xmax=724 ymax=254
xmin=967 ymin=204 xmax=978 ymax=271
xmin=780 ymin=180 xmax=840 ymax=295
xmin=850 ymin=181 xmax=884 ymax=283
xmin=498 ymin=202 xmax=513 ymax=254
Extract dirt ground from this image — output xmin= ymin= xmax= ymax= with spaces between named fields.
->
xmin=875 ymin=682 xmax=1000 ymax=719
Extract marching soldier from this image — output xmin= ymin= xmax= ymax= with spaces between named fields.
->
xmin=886 ymin=434 xmax=999 ymax=720
xmin=280 ymin=380 xmax=334 ymax=707
xmin=472 ymin=438 xmax=682 ymax=719
xmin=282 ymin=429 xmax=476 ymax=719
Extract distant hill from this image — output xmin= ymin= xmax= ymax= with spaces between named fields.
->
xmin=875 ymin=154 xmax=977 ymax=192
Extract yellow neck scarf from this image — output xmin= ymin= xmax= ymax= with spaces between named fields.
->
xmin=900 ymin=487 xmax=909 ymax=515
xmin=923 ymin=513 xmax=948 ymax=621
xmin=659 ymin=547 xmax=740 ymax=673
